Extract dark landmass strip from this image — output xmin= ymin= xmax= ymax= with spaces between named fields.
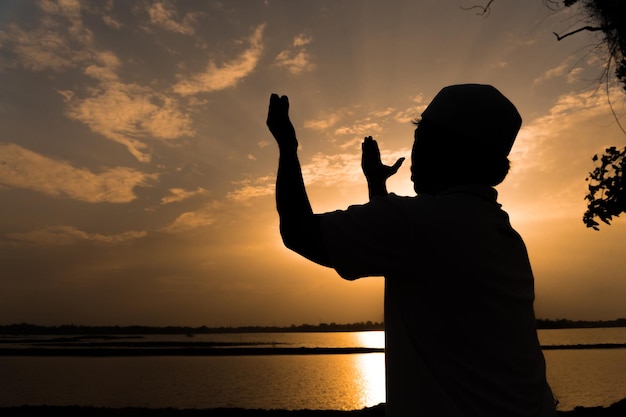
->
xmin=2 ymin=399 xmax=626 ymax=417
xmin=0 ymin=322 xmax=384 ymax=335
xmin=536 ymin=318 xmax=626 ymax=329
xmin=1 ymin=344 xmax=625 ymax=356
xmin=1 ymin=318 xmax=626 ymax=335
xmin=0 ymin=347 xmax=385 ymax=356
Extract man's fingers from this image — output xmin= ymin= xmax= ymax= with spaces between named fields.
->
xmin=269 ymin=93 xmax=289 ymax=114
xmin=390 ymin=157 xmax=405 ymax=174
xmin=269 ymin=93 xmax=280 ymax=108
xmin=362 ymin=136 xmax=382 ymax=158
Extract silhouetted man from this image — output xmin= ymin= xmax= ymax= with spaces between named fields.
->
xmin=267 ymin=84 xmax=556 ymax=417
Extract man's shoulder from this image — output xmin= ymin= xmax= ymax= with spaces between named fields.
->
xmin=353 ymin=193 xmax=433 ymax=213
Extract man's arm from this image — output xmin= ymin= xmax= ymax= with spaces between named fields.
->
xmin=361 ymin=136 xmax=405 ymax=200
xmin=267 ymin=94 xmax=332 ymax=267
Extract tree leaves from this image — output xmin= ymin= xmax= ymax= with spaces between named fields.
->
xmin=583 ymin=146 xmax=626 ymax=229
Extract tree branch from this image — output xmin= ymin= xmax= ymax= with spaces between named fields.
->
xmin=553 ymin=25 xmax=606 ymax=41
xmin=460 ymin=0 xmax=494 ymax=16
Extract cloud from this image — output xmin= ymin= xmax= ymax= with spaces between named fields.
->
xmin=0 ymin=0 xmax=93 ymax=72
xmin=394 ymin=94 xmax=428 ymax=123
xmin=502 ymin=86 xmax=626 ymax=222
xmin=102 ymin=15 xmax=122 ymax=29
xmin=161 ymin=205 xmax=218 ymax=233
xmin=0 ymin=143 xmax=156 ymax=203
xmin=273 ymin=33 xmax=315 ymax=75
xmin=173 ymin=24 xmax=265 ymax=95
xmin=226 ymin=176 xmax=275 ymax=202
xmin=527 ymin=88 xmax=622 ymax=140
xmin=64 ymin=51 xmax=195 ymax=162
xmin=292 ymin=34 xmax=312 ymax=48
xmin=5 ymin=226 xmax=147 ymax=246
xmin=334 ymin=121 xmax=383 ymax=136
xmin=533 ymin=56 xmax=578 ymax=85
xmin=0 ymin=2 xmax=195 ymax=163
xmin=304 ymin=98 xmax=423 ymax=139
xmin=512 ymin=88 xmax=621 ymax=168
xmin=160 ymin=187 xmax=209 ymax=204
xmin=304 ymin=113 xmax=342 ymax=131
xmin=147 ymin=0 xmax=197 ymax=35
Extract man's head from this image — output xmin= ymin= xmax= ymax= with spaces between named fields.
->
xmin=411 ymin=84 xmax=522 ymax=195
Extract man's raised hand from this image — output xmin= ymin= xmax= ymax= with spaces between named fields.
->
xmin=361 ymin=136 xmax=405 ymax=184
xmin=267 ymin=93 xmax=298 ymax=152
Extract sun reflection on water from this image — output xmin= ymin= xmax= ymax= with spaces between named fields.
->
xmin=352 ymin=332 xmax=386 ymax=407
xmin=353 ymin=353 xmax=386 ymax=407
xmin=355 ymin=331 xmax=385 ymax=349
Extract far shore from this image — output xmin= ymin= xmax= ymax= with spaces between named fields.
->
xmin=0 ymin=346 xmax=385 ymax=356
xmin=2 ymin=399 xmax=626 ymax=417
xmin=2 ymin=318 xmax=626 ymax=336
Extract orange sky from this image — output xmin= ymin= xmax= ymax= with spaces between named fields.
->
xmin=0 ymin=0 xmax=625 ymax=326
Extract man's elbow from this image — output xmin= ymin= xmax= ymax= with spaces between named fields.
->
xmin=279 ymin=221 xmax=333 ymax=267
xmin=279 ymin=224 xmax=305 ymax=253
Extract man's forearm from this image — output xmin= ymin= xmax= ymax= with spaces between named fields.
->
xmin=276 ymin=148 xmax=331 ymax=266
xmin=276 ymin=149 xmax=313 ymax=224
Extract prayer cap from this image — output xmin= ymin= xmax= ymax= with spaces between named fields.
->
xmin=420 ymin=84 xmax=522 ymax=156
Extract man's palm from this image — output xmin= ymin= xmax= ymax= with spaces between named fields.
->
xmin=361 ymin=136 xmax=405 ymax=183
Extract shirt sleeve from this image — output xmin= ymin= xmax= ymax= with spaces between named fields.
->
xmin=318 ymin=194 xmax=412 ymax=280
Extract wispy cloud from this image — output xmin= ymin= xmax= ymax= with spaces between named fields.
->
xmin=304 ymin=113 xmax=343 ymax=131
xmin=304 ymin=96 xmax=425 ymax=139
xmin=226 ymin=176 xmax=275 ymax=202
xmin=0 ymin=143 xmax=156 ymax=203
xmin=533 ymin=56 xmax=581 ymax=85
xmin=173 ymin=24 xmax=266 ymax=95
xmin=504 ymin=86 xmax=626 ymax=221
xmin=394 ymin=94 xmax=428 ymax=123
xmin=0 ymin=0 xmax=92 ymax=71
xmin=63 ymin=52 xmax=195 ymax=163
xmin=102 ymin=15 xmax=122 ymax=29
xmin=1 ymin=1 xmax=195 ymax=163
xmin=273 ymin=33 xmax=315 ymax=75
xmin=65 ymin=81 xmax=195 ymax=162
xmin=161 ymin=204 xmax=218 ymax=233
xmin=527 ymin=87 xmax=622 ymax=139
xmin=512 ymin=88 xmax=622 ymax=168
xmin=147 ymin=0 xmax=198 ymax=35
xmin=160 ymin=187 xmax=209 ymax=204
xmin=334 ymin=121 xmax=383 ymax=137
xmin=5 ymin=226 xmax=147 ymax=246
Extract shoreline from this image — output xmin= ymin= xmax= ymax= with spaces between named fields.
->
xmin=1 ymin=400 xmax=626 ymax=417
xmin=1 ymin=344 xmax=625 ymax=356
xmin=0 ymin=347 xmax=385 ymax=356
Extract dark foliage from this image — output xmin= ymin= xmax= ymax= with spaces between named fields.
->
xmin=558 ymin=0 xmax=626 ymax=228
xmin=584 ymin=146 xmax=626 ymax=229
xmin=563 ymin=0 xmax=625 ymax=90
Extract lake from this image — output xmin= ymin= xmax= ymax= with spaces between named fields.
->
xmin=1 ymin=328 xmax=625 ymax=411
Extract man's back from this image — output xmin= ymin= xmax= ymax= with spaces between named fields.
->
xmin=320 ymin=186 xmax=554 ymax=416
